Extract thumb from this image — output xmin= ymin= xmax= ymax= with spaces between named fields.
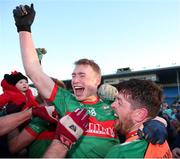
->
xmin=31 ymin=3 xmax=34 ymax=9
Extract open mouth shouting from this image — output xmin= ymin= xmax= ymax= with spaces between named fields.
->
xmin=73 ymin=86 xmax=85 ymax=97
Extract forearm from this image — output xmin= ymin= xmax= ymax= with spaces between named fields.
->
xmin=44 ymin=109 xmax=89 ymax=158
xmin=0 ymin=109 xmax=32 ymax=136
xmin=43 ymin=139 xmax=68 ymax=158
xmin=8 ymin=128 xmax=36 ymax=153
xmin=19 ymin=32 xmax=55 ymax=99
xmin=19 ymin=32 xmax=41 ymax=79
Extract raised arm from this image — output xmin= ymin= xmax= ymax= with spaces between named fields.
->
xmin=13 ymin=4 xmax=54 ymax=99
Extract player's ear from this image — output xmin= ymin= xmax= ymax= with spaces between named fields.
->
xmin=95 ymin=75 xmax=101 ymax=87
xmin=133 ymin=108 xmax=148 ymax=123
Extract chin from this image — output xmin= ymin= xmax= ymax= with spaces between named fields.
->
xmin=115 ymin=120 xmax=121 ymax=131
xmin=75 ymin=96 xmax=84 ymax=101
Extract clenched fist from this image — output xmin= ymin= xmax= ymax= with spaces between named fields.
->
xmin=13 ymin=3 xmax=35 ymax=32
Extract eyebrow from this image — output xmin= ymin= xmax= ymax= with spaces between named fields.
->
xmin=116 ymin=96 xmax=123 ymax=103
xmin=72 ymin=72 xmax=85 ymax=76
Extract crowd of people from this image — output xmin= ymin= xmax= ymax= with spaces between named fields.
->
xmin=159 ymin=102 xmax=180 ymax=158
xmin=0 ymin=3 xmax=179 ymax=158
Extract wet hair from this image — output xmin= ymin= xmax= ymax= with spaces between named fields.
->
xmin=117 ymin=78 xmax=163 ymax=118
xmin=74 ymin=58 xmax=101 ymax=76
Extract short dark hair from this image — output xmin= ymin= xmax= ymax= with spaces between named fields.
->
xmin=74 ymin=58 xmax=101 ymax=76
xmin=117 ymin=78 xmax=163 ymax=118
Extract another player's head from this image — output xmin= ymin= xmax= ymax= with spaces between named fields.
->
xmin=111 ymin=78 xmax=163 ymax=135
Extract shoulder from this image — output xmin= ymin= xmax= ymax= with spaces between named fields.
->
xmin=106 ymin=139 xmax=148 ymax=158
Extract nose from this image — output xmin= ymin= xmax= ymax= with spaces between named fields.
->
xmin=111 ymin=101 xmax=116 ymax=109
xmin=72 ymin=76 xmax=80 ymax=84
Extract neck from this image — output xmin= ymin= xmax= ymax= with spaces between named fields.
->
xmin=127 ymin=123 xmax=142 ymax=133
xmin=82 ymin=96 xmax=99 ymax=103
xmin=126 ymin=130 xmax=138 ymax=139
xmin=125 ymin=120 xmax=148 ymax=139
xmin=21 ymin=91 xmax=26 ymax=95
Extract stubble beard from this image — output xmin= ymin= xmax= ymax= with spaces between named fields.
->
xmin=115 ymin=116 xmax=134 ymax=135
